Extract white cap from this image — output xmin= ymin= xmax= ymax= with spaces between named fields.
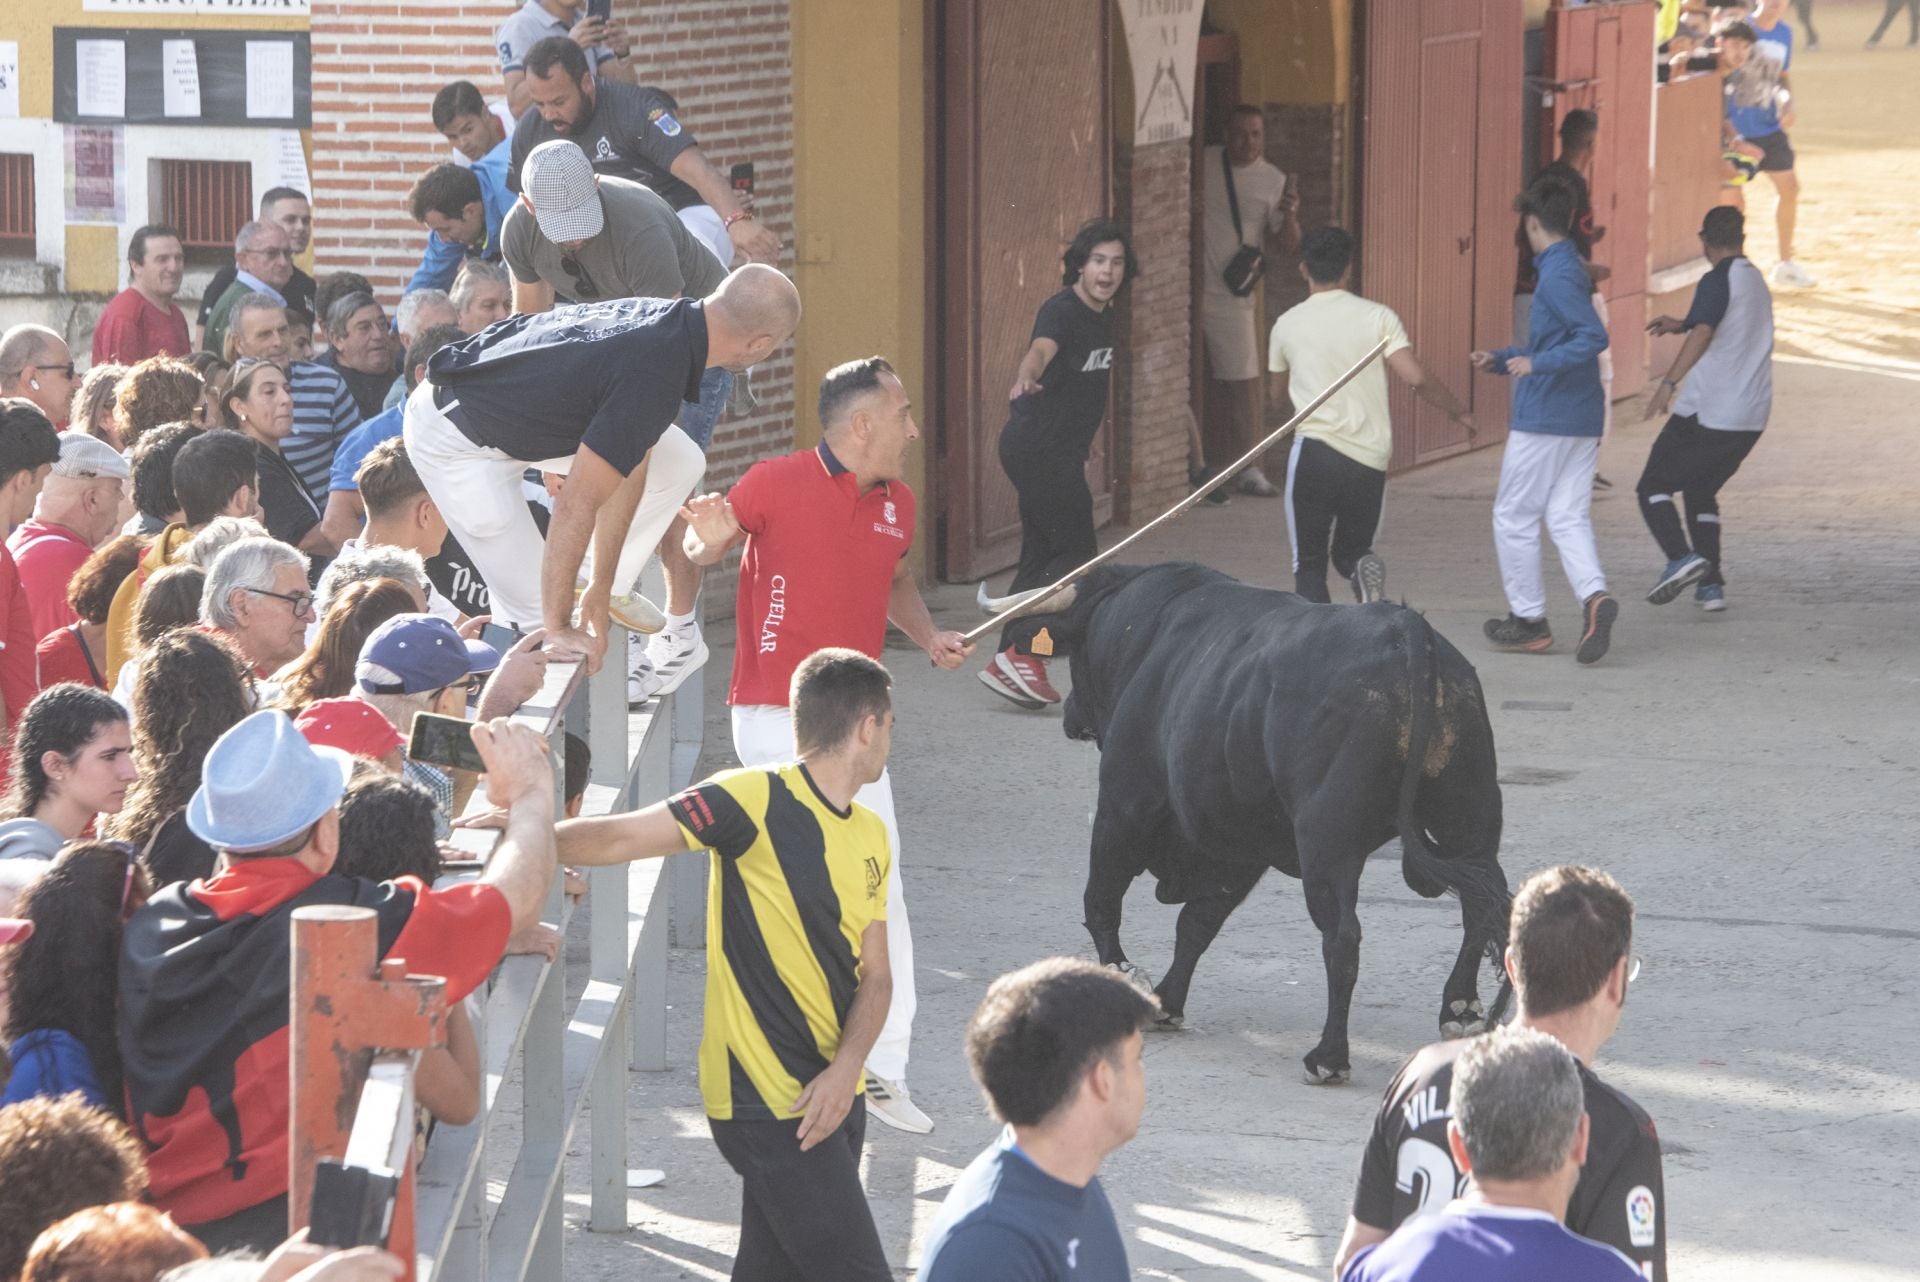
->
xmin=52 ymin=432 xmax=130 ymax=480
xmin=521 ymin=141 xmax=605 ymax=243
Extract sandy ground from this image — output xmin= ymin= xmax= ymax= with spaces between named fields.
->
xmin=545 ymin=11 xmax=1919 ymax=1278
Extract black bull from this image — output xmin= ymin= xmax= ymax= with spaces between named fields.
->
xmin=1013 ymin=562 xmax=1512 ymax=1083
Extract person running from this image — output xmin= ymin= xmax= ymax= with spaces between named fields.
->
xmin=1717 ymin=10 xmax=1816 ymax=288
xmin=918 ymin=958 xmax=1157 ymax=1282
xmin=681 ymin=356 xmax=972 ymax=1133
xmin=402 ymin=265 xmax=798 ymax=670
xmin=546 ymin=648 xmax=900 ymax=1282
xmin=1473 ymin=175 xmax=1618 ymax=665
xmin=1334 ymin=866 xmax=1666 ymax=1282
xmin=1638 ymin=206 xmax=1773 ymax=612
xmin=1865 ymin=0 xmax=1917 ymax=48
xmin=978 ymin=218 xmax=1131 ymax=709
xmin=1267 ymin=227 xmax=1475 ymax=604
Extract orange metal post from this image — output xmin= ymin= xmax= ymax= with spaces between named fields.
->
xmin=290 ymin=905 xmax=448 ymax=1278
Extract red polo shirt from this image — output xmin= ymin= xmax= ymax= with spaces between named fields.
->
xmin=727 ymin=442 xmax=914 ymax=707
xmin=7 ymin=518 xmax=92 ymax=640
xmin=0 ymin=544 xmax=37 ymax=752
xmin=92 ymin=288 xmax=192 ymax=365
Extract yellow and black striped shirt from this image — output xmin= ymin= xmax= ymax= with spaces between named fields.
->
xmin=670 ymin=763 xmax=891 ymax=1121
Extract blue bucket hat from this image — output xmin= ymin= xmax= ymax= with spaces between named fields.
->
xmin=355 ymin=614 xmax=500 ymax=696
xmin=187 ymin=710 xmax=356 ymax=852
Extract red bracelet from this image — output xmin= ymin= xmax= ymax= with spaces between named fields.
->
xmin=724 ymin=211 xmax=752 ymax=228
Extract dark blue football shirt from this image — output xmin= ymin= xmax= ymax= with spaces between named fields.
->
xmin=918 ymin=1131 xmax=1129 ymax=1282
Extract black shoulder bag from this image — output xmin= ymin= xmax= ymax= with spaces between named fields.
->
xmin=1221 ymin=147 xmax=1265 ymax=298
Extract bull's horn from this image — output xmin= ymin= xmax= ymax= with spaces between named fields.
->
xmin=975 ymin=581 xmax=1078 ymax=615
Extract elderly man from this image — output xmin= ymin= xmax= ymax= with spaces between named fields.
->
xmin=7 ymin=434 xmax=129 ymax=639
xmin=94 ymin=225 xmax=191 ymax=365
xmin=509 ymin=38 xmax=779 ymax=269
xmin=320 ymin=324 xmax=465 ymax=552
xmin=0 ymin=326 xmax=76 ymax=428
xmin=451 ymin=261 xmax=512 ymax=334
xmin=227 ymin=293 xmax=362 ymax=505
xmin=196 ymin=188 xmax=317 ymax=347
xmin=119 ymin=707 xmax=556 ymax=1252
xmin=388 ymin=290 xmax=459 ymax=409
xmin=199 ymin=536 xmax=316 ymax=681
xmin=317 ymin=292 xmax=396 ymax=419
xmin=202 ymin=222 xmax=299 ymax=358
xmin=1340 ymin=1027 xmax=1643 ymax=1282
xmin=408 ymin=159 xmax=512 ymax=295
xmin=405 ymin=264 xmax=799 ymax=671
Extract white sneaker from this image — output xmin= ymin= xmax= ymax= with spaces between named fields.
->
xmin=1237 ymin=466 xmax=1281 ymax=497
xmin=626 ymin=633 xmax=659 ymax=706
xmin=633 ymin=622 xmax=709 ymax=704
xmin=863 ymin=1072 xmax=933 ymax=1134
xmin=1771 ymin=259 xmax=1817 ymax=289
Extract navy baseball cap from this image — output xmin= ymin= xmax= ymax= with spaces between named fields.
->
xmin=355 ymin=614 xmax=500 ymax=695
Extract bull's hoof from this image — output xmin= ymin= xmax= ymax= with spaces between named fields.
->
xmin=1440 ymin=998 xmax=1489 ymax=1039
xmin=1301 ymin=1050 xmax=1351 ymax=1085
xmin=1149 ymin=1011 xmax=1185 ymax=1032
xmin=1110 ymin=962 xmax=1156 ymax=995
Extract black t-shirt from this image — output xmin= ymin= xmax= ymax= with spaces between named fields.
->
xmin=196 ymin=265 xmax=317 ymax=326
xmin=1003 ymin=287 xmax=1115 ymax=458
xmin=425 ymin=529 xmax=493 ymax=617
xmin=143 ymin=811 xmax=219 ymax=887
xmin=318 ymin=349 xmax=393 ymax=421
xmin=425 ymin=296 xmax=706 ymax=475
xmin=254 ymin=441 xmax=322 ymax=558
xmin=509 ymin=81 xmax=701 ymax=210
xmin=1351 ymin=1038 xmax=1667 ymax=1282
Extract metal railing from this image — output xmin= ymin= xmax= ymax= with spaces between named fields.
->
xmin=291 ymin=632 xmax=706 ymax=1281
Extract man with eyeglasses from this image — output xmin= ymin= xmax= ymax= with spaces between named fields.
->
xmin=226 ymin=295 xmax=363 ymax=508
xmin=195 ymin=189 xmax=318 ymax=351
xmin=203 ymin=222 xmax=301 ymax=359
xmin=504 ymin=140 xmax=731 ymax=703
xmin=0 ymin=325 xmax=77 ymax=428
xmin=200 ymin=536 xmax=318 ymax=689
xmin=1334 ymin=866 xmax=1667 ymax=1282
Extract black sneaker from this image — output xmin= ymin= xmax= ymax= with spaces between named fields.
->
xmin=1575 ymin=592 xmax=1619 ymax=666
xmin=1190 ymin=465 xmax=1232 ymax=506
xmin=1484 ymin=614 xmax=1554 ymax=653
xmin=1352 ymin=553 xmax=1387 ymax=604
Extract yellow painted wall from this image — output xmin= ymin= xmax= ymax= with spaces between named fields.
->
xmin=1209 ymin=0 xmax=1353 ymax=106
xmin=788 ymin=0 xmax=930 ymax=571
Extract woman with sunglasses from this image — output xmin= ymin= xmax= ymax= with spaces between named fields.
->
xmin=0 ymin=841 xmax=152 ymax=1110
xmin=223 ymin=359 xmax=335 ymax=561
xmin=0 ymin=686 xmax=136 ymax=861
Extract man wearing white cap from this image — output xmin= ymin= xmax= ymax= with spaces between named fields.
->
xmin=404 ymin=263 xmax=800 ymax=674
xmin=506 ymin=139 xmax=732 ymax=704
xmin=6 ymin=433 xmax=129 ymax=640
xmin=118 ymin=708 xmax=558 ymax=1251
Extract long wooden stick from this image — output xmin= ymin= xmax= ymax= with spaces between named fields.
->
xmin=964 ymin=336 xmax=1391 ymax=644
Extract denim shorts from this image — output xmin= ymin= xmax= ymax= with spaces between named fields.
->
xmin=677 ymin=367 xmax=733 ymax=452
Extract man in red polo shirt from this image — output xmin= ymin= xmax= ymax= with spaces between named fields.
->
xmin=8 ymin=433 xmax=128 ymax=641
xmin=92 ymin=225 xmax=192 ymax=365
xmin=682 ymin=355 xmax=970 ymax=1135
xmin=119 ymin=708 xmax=557 ymax=1253
xmin=0 ymin=403 xmax=61 ymax=750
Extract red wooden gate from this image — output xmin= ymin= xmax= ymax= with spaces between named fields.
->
xmin=1541 ymin=1 xmax=1658 ymax=390
xmin=933 ymin=0 xmax=1113 ymax=580
xmin=1361 ymin=0 xmax=1524 ymax=469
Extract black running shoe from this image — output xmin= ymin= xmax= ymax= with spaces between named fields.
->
xmin=1484 ymin=614 xmax=1554 ymax=653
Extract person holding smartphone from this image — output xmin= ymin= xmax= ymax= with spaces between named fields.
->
xmin=496 ymin=0 xmax=635 ymax=119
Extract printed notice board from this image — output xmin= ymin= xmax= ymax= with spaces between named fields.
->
xmin=53 ymin=28 xmax=310 ymax=126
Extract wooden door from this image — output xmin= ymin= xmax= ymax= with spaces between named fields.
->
xmin=1361 ymin=0 xmax=1524 ymax=470
xmin=934 ymin=0 xmax=1113 ymax=580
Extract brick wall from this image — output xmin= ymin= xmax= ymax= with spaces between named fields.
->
xmin=309 ymin=0 xmax=798 ymax=612
xmin=1111 ymin=138 xmax=1192 ymax=525
xmin=1261 ymin=101 xmax=1348 ymax=320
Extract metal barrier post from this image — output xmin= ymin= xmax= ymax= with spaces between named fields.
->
xmin=290 ymin=906 xmax=448 ymax=1275
xmin=581 ymin=655 xmax=633 ymax=1232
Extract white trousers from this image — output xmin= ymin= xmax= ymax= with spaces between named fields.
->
xmin=677 ymin=206 xmax=735 ymax=273
xmin=1493 ymin=430 xmax=1607 ymax=620
xmin=730 ymin=703 xmax=915 ymax=1082
xmin=402 ymin=381 xmax=706 ymax=627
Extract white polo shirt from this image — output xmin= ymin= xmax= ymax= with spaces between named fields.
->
xmin=1674 ymin=255 xmax=1774 ymax=432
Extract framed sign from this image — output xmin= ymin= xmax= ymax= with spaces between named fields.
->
xmin=53 ymin=28 xmax=310 ymax=126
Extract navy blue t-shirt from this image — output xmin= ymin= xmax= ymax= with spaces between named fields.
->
xmin=1343 ymin=1205 xmax=1644 ymax=1282
xmin=919 ymin=1133 xmax=1129 ymax=1282
xmin=425 ymin=297 xmax=708 ymax=475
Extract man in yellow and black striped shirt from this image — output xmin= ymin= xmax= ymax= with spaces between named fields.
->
xmin=556 ymin=647 xmax=895 ymax=1281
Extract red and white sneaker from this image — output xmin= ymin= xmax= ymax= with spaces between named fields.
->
xmin=978 ymin=656 xmax=1042 ymax=708
xmin=983 ymin=646 xmax=1062 ymax=706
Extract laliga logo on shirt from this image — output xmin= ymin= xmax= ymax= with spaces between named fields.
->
xmin=593 ymin=136 xmax=615 ymax=161
xmin=1625 ymin=1185 xmax=1657 ymax=1249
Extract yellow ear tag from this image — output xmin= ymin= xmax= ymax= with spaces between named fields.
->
xmin=1031 ymin=628 xmax=1055 ymax=657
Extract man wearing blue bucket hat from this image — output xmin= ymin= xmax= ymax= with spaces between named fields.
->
xmin=117 ymin=706 xmax=557 ymax=1252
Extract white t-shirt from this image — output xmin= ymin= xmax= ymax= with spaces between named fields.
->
xmin=1267 ymin=289 xmax=1412 ymax=472
xmin=1201 ymin=146 xmax=1289 ymax=303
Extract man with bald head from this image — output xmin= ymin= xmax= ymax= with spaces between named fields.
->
xmin=0 ymin=326 xmax=76 ymax=427
xmin=405 ymin=263 xmax=801 ymax=669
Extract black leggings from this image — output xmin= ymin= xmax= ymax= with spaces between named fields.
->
xmin=707 ymin=1098 xmax=889 ymax=1282
xmin=1870 ymin=0 xmax=1919 ymax=43
xmin=998 ymin=428 xmax=1097 ymax=653
xmin=1635 ymin=414 xmax=1761 ymax=588
xmin=1284 ymin=436 xmax=1387 ymax=603
xmin=1793 ymin=0 xmax=1817 ymax=44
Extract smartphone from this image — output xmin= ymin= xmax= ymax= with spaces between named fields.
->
xmin=586 ymin=0 xmax=612 ymax=23
xmin=478 ymin=622 xmax=519 ymax=655
xmin=730 ymin=162 xmax=755 ymax=197
xmin=409 ymin=712 xmax=488 ymax=775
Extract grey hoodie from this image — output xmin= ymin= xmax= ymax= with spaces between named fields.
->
xmin=0 ymin=817 xmax=66 ymax=862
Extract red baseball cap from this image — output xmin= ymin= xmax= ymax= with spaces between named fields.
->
xmin=0 ymin=918 xmax=33 ymax=945
xmin=295 ymin=697 xmax=406 ymax=761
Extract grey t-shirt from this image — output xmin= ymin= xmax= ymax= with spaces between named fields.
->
xmin=502 ymin=176 xmax=725 ymax=305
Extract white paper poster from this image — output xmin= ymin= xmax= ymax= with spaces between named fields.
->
xmin=245 ymin=40 xmax=294 ymax=119
xmin=75 ymin=38 xmax=127 ymax=119
xmin=85 ymin=0 xmax=310 ymax=12
xmin=65 ymin=125 xmax=124 ymax=224
xmin=268 ymin=129 xmax=310 ymax=198
xmin=162 ymin=39 xmax=201 ymax=118
xmin=1117 ymin=0 xmax=1204 ymax=145
xmin=0 ymin=42 xmax=20 ymax=120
